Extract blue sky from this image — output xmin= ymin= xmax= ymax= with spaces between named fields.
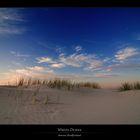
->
xmin=0 ymin=8 xmax=140 ymax=87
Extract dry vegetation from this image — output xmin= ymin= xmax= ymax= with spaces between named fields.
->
xmin=16 ymin=78 xmax=100 ymax=90
xmin=119 ymin=81 xmax=140 ymax=91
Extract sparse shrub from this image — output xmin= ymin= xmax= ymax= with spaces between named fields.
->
xmin=77 ymin=82 xmax=100 ymax=89
xmin=27 ymin=78 xmax=32 ymax=87
xmin=119 ymin=81 xmax=140 ymax=91
xmin=133 ymin=82 xmax=140 ymax=90
xmin=15 ymin=77 xmax=101 ymax=90
xmin=119 ymin=82 xmax=133 ymax=91
xmin=17 ymin=78 xmax=25 ymax=87
xmin=91 ymin=82 xmax=100 ymax=89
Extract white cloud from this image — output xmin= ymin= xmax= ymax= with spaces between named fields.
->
xmin=59 ymin=53 xmax=65 ymax=57
xmin=59 ymin=52 xmax=103 ymax=70
xmin=27 ymin=66 xmax=46 ymax=72
xmin=75 ymin=46 xmax=82 ymax=52
xmin=36 ymin=50 xmax=103 ymax=71
xmin=6 ymin=66 xmax=55 ymax=80
xmin=50 ymin=63 xmax=65 ymax=68
xmin=10 ymin=51 xmax=30 ymax=58
xmin=10 ymin=51 xmax=16 ymax=54
xmin=85 ymin=59 xmax=103 ymax=70
xmin=36 ymin=52 xmax=103 ymax=70
xmin=14 ymin=66 xmax=54 ymax=75
xmin=0 ymin=27 xmax=25 ymax=34
xmin=56 ymin=47 xmax=63 ymax=53
xmin=115 ymin=47 xmax=139 ymax=62
xmin=0 ymin=8 xmax=25 ymax=35
xmin=27 ymin=66 xmax=54 ymax=73
xmin=16 ymin=54 xmax=30 ymax=57
xmin=0 ymin=8 xmax=24 ymax=22
xmin=36 ymin=57 xmax=55 ymax=64
xmin=59 ymin=53 xmax=87 ymax=67
xmin=15 ymin=69 xmax=30 ymax=76
xmin=103 ymin=57 xmax=112 ymax=62
xmin=106 ymin=63 xmax=140 ymax=71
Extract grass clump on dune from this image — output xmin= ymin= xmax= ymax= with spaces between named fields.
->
xmin=74 ymin=82 xmax=100 ymax=89
xmin=16 ymin=78 xmax=100 ymax=90
xmin=119 ymin=81 xmax=140 ymax=91
xmin=133 ymin=81 xmax=140 ymax=90
xmin=119 ymin=82 xmax=132 ymax=91
xmin=17 ymin=78 xmax=25 ymax=87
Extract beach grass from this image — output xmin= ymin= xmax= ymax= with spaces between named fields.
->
xmin=133 ymin=81 xmax=140 ymax=90
xmin=15 ymin=78 xmax=100 ymax=90
xmin=119 ymin=81 xmax=140 ymax=91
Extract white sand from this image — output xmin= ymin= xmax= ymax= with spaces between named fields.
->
xmin=0 ymin=86 xmax=140 ymax=124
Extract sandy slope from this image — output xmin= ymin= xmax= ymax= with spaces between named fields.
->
xmin=0 ymin=86 xmax=140 ymax=124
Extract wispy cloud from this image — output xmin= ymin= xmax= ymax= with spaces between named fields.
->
xmin=59 ymin=53 xmax=65 ymax=57
xmin=11 ymin=61 xmax=23 ymax=67
xmin=75 ymin=46 xmax=82 ymax=52
xmin=94 ymin=73 xmax=120 ymax=78
xmin=50 ymin=63 xmax=65 ymax=68
xmin=0 ymin=8 xmax=24 ymax=21
xmin=36 ymin=49 xmax=103 ymax=71
xmin=106 ymin=63 xmax=140 ymax=72
xmin=103 ymin=57 xmax=112 ymax=62
xmin=0 ymin=27 xmax=25 ymax=34
xmin=34 ymin=44 xmax=140 ymax=78
xmin=85 ymin=59 xmax=103 ymax=70
xmin=115 ymin=47 xmax=139 ymax=62
xmin=27 ymin=66 xmax=46 ymax=72
xmin=0 ymin=8 xmax=25 ymax=35
xmin=36 ymin=57 xmax=56 ymax=64
xmin=59 ymin=53 xmax=84 ymax=67
xmin=35 ymin=45 xmax=140 ymax=74
xmin=56 ymin=47 xmax=63 ymax=53
xmin=7 ymin=66 xmax=54 ymax=80
xmin=10 ymin=51 xmax=16 ymax=54
xmin=59 ymin=52 xmax=102 ymax=70
xmin=10 ymin=51 xmax=30 ymax=58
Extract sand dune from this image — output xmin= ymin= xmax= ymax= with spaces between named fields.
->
xmin=0 ymin=86 xmax=140 ymax=124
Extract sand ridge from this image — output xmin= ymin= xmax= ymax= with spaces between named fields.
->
xmin=0 ymin=86 xmax=140 ymax=124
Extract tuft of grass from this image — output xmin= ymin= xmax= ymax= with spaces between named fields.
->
xmin=27 ymin=78 xmax=32 ymax=87
xmin=17 ymin=78 xmax=25 ymax=87
xmin=15 ymin=77 xmax=101 ymax=90
xmin=119 ymin=81 xmax=140 ymax=91
xmin=119 ymin=82 xmax=132 ymax=91
xmin=133 ymin=81 xmax=140 ymax=90
xmin=74 ymin=82 xmax=100 ymax=89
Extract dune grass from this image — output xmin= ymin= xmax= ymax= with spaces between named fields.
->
xmin=15 ymin=78 xmax=100 ymax=90
xmin=119 ymin=82 xmax=132 ymax=91
xmin=119 ymin=81 xmax=140 ymax=91
xmin=133 ymin=82 xmax=140 ymax=90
